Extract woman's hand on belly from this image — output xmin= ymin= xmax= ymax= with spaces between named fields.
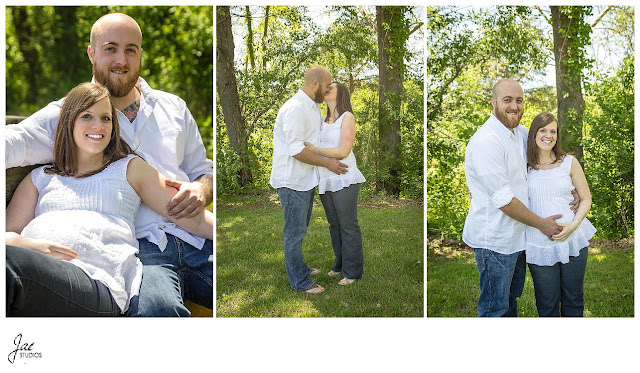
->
xmin=551 ymin=221 xmax=579 ymax=241
xmin=6 ymin=232 xmax=77 ymax=260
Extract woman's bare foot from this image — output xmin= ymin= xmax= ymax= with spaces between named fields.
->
xmin=338 ymin=278 xmax=356 ymax=285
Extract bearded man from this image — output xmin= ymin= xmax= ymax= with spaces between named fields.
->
xmin=269 ymin=66 xmax=348 ymax=294
xmin=462 ymin=79 xmax=564 ymax=317
xmin=5 ymin=13 xmax=213 ymax=317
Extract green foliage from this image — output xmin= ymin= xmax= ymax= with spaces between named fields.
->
xmin=6 ymin=6 xmax=213 ymax=160
xmin=583 ymin=56 xmax=634 ymax=239
xmin=427 ymin=6 xmax=550 ymax=123
xmin=218 ymin=6 xmax=423 ymax=199
xmin=427 ymin=6 xmax=634 ymax=240
xmin=215 ymin=112 xmax=244 ymax=194
xmin=556 ymin=6 xmax=594 ymax=83
xmin=400 ymin=79 xmax=424 ymax=198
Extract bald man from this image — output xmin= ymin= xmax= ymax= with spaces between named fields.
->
xmin=269 ymin=65 xmax=347 ymax=294
xmin=5 ymin=13 xmax=213 ymax=316
xmin=463 ymin=79 xmax=563 ymax=317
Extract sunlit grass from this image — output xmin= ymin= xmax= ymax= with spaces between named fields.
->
xmin=217 ymin=193 xmax=424 ymax=317
xmin=427 ymin=238 xmax=634 ymax=317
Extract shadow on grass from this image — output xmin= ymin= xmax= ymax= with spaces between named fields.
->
xmin=427 ymin=237 xmax=634 ymax=317
xmin=217 ymin=194 xmax=424 ymax=317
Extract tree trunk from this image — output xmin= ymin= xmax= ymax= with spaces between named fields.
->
xmin=376 ymin=6 xmax=406 ymax=196
xmin=348 ymin=72 xmax=354 ymax=93
xmin=217 ymin=6 xmax=253 ymax=186
xmin=551 ymin=6 xmax=587 ymax=164
xmin=245 ymin=6 xmax=255 ymax=70
xmin=262 ymin=6 xmax=270 ymax=68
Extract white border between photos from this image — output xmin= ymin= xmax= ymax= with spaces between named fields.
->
xmin=1 ymin=1 xmax=638 ymax=372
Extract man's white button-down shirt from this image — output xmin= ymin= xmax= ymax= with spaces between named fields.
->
xmin=269 ymin=89 xmax=321 ymax=191
xmin=462 ymin=114 xmax=529 ymax=254
xmin=5 ymin=77 xmax=213 ymax=251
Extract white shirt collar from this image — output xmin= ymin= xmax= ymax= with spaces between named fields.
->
xmin=296 ymin=89 xmax=319 ymax=109
xmin=487 ymin=113 xmax=517 ymax=138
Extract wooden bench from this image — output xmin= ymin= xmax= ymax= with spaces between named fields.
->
xmin=5 ymin=116 xmax=212 ymax=317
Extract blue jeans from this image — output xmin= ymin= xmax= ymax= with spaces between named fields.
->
xmin=277 ymin=187 xmax=316 ymax=291
xmin=319 ymin=184 xmax=363 ymax=279
xmin=528 ymin=247 xmax=589 ymax=317
xmin=6 ymin=245 xmax=121 ymax=317
xmin=474 ymin=249 xmax=526 ymax=317
xmin=127 ymin=234 xmax=213 ymax=317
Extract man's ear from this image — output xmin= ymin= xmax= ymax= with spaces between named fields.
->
xmin=490 ymin=98 xmax=496 ymax=110
xmin=87 ymin=45 xmax=95 ymax=64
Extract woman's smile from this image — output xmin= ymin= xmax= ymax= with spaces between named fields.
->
xmin=535 ymin=121 xmax=558 ymax=150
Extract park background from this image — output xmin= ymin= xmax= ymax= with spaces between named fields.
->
xmin=5 ymin=5 xmax=214 ymax=315
xmin=216 ymin=5 xmax=424 ymax=317
xmin=0 ymin=3 xmax=638 ymax=372
xmin=6 ymin=6 xmax=213 ymax=162
xmin=427 ymin=5 xmax=634 ymax=317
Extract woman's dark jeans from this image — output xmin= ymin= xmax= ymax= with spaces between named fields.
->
xmin=528 ymin=247 xmax=589 ymax=317
xmin=6 ymin=245 xmax=121 ymax=317
xmin=319 ymin=183 xmax=364 ymax=280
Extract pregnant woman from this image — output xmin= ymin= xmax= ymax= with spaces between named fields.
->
xmin=525 ymin=112 xmax=596 ymax=317
xmin=6 ymin=83 xmax=213 ymax=316
xmin=304 ymin=82 xmax=366 ymax=285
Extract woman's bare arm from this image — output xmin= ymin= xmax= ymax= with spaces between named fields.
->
xmin=304 ymin=112 xmax=356 ymax=159
xmin=6 ymin=172 xmax=38 ymax=233
xmin=127 ymin=157 xmax=213 ymax=240
xmin=5 ymin=171 xmax=77 ymax=260
xmin=552 ymin=157 xmax=592 ymax=241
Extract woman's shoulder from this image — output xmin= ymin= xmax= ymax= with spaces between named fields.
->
xmin=124 ymin=155 xmax=145 ymax=171
xmin=560 ymin=154 xmax=575 ymax=170
xmin=30 ymin=165 xmax=53 ymax=186
xmin=341 ymin=111 xmax=356 ymax=125
xmin=562 ymin=154 xmax=574 ymax=163
xmin=124 ymin=156 xmax=148 ymax=191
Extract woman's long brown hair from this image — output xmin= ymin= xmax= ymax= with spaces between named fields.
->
xmin=527 ymin=112 xmax=566 ymax=170
xmin=326 ymin=82 xmax=353 ymax=120
xmin=45 ymin=82 xmax=134 ymax=178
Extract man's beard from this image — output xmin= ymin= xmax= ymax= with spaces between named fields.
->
xmin=93 ymin=63 xmax=140 ymax=98
xmin=314 ymin=85 xmax=325 ymax=103
xmin=495 ymin=108 xmax=522 ymax=129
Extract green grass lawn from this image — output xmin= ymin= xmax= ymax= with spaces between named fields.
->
xmin=216 ymin=191 xmax=424 ymax=317
xmin=427 ymin=238 xmax=634 ymax=317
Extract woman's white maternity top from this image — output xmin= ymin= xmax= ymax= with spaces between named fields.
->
xmin=317 ymin=112 xmax=365 ymax=194
xmin=22 ymin=155 xmax=143 ymax=312
xmin=525 ymin=154 xmax=596 ymax=266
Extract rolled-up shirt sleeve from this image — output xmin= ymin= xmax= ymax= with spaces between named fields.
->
xmin=178 ymin=100 xmax=213 ymax=181
xmin=5 ymin=101 xmax=62 ymax=168
xmin=471 ymin=141 xmax=514 ymax=209
xmin=282 ymin=107 xmax=307 ymax=157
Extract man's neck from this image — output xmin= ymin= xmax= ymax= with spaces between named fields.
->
xmin=111 ymin=86 xmax=141 ymax=112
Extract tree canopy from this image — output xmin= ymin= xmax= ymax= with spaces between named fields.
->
xmin=217 ymin=6 xmax=424 ymax=199
xmin=427 ymin=5 xmax=634 ymax=239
